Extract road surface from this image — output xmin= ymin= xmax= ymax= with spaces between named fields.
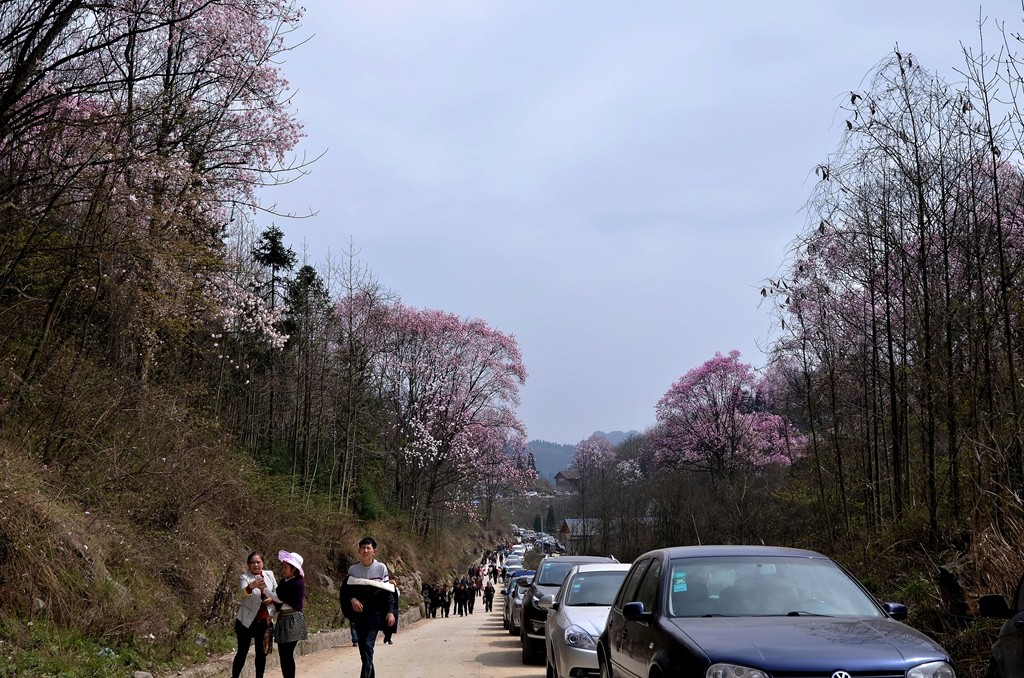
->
xmin=298 ymin=597 xmax=545 ymax=678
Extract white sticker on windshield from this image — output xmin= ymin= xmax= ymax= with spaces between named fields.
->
xmin=672 ymin=571 xmax=688 ymax=593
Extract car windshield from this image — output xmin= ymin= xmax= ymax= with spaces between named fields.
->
xmin=565 ymin=571 xmax=628 ymax=606
xmin=538 ymin=561 xmax=578 ymax=586
xmin=667 ymin=555 xmax=883 ymax=618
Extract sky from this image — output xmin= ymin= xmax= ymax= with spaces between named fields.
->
xmin=269 ymin=1 xmax=1023 ymax=445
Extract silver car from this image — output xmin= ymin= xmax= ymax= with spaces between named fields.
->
xmin=507 ymin=575 xmax=533 ymax=636
xmin=540 ymin=563 xmax=631 ymax=678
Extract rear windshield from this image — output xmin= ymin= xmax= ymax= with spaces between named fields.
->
xmin=564 ymin=571 xmax=628 ymax=606
xmin=538 ymin=561 xmax=578 ymax=586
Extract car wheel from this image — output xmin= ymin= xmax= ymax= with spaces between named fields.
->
xmin=599 ymin=650 xmax=613 ymax=678
xmin=522 ymin=637 xmax=538 ymax=665
xmin=524 ymin=637 xmax=544 ymax=665
xmin=546 ymin=657 xmax=555 ymax=678
xmin=987 ymin=658 xmax=1003 ymax=678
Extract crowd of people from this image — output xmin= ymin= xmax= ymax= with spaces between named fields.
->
xmin=229 ymin=535 xmax=530 ymax=678
xmin=417 ymin=540 xmax=530 ymax=621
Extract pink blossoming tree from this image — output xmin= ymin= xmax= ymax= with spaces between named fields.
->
xmin=654 ymin=351 xmax=805 ymax=478
xmin=372 ymin=303 xmax=528 ymax=535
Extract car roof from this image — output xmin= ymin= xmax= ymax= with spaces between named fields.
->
xmin=567 ymin=563 xmax=632 ymax=574
xmin=540 ymin=555 xmax=617 ymax=564
xmin=649 ymin=545 xmax=829 ymax=560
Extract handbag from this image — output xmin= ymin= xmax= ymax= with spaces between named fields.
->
xmin=263 ymin=621 xmax=274 ymax=654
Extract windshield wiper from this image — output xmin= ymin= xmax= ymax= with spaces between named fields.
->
xmin=786 ymin=610 xmax=831 ymax=616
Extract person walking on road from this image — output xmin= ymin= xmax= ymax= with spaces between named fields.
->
xmin=268 ymin=550 xmax=308 ymax=678
xmin=483 ymin=581 xmax=495 ymax=613
xmin=231 ymin=551 xmax=277 ymax=678
xmin=382 ymin=578 xmax=400 ymax=645
xmin=454 ymin=581 xmax=467 ymax=616
xmin=440 ymin=585 xmax=451 ymax=618
xmin=340 ymin=536 xmax=398 ymax=678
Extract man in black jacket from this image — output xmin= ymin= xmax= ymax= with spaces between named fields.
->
xmin=340 ymin=537 xmax=398 ymax=678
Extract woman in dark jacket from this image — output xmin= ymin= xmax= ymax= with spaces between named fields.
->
xmin=269 ymin=550 xmax=308 ymax=678
xmin=382 ymin=579 xmax=400 ymax=644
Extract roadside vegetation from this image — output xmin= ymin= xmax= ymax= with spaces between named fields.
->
xmin=3 ymin=3 xmax=1024 ymax=677
xmin=507 ymin=35 xmax=1024 ymax=678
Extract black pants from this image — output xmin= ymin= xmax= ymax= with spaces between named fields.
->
xmin=279 ymin=640 xmax=298 ymax=678
xmin=355 ymin=625 xmax=380 ymax=678
xmin=232 ymin=618 xmax=268 ymax=678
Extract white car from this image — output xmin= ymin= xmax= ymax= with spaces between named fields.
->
xmin=540 ymin=563 xmax=631 ymax=678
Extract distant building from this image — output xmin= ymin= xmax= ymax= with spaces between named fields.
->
xmin=554 ymin=470 xmax=580 ymax=492
xmin=558 ymin=517 xmax=601 ymax=555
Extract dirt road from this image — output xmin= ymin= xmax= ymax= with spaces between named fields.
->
xmin=297 ymin=597 xmax=544 ymax=678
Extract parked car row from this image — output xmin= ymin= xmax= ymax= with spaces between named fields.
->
xmin=509 ymin=524 xmax=567 ymax=553
xmin=542 ymin=563 xmax=631 ymax=678
xmin=501 ymin=569 xmax=535 ymax=636
xmin=521 ymin=555 xmax=620 ymax=665
xmin=500 ymin=544 xmax=959 ymax=678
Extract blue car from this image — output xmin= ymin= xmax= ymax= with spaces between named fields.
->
xmin=979 ymin=572 xmax=1024 ymax=677
xmin=502 ymin=570 xmax=536 ymax=632
xmin=597 ymin=545 xmax=956 ymax=678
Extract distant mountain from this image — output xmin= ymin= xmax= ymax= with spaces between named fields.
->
xmin=527 ymin=439 xmax=574 ymax=483
xmin=601 ymin=430 xmax=641 ymax=445
xmin=527 ymin=430 xmax=642 ymax=482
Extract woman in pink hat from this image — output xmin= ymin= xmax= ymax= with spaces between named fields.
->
xmin=267 ymin=550 xmax=308 ymax=678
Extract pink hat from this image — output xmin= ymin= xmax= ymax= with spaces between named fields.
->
xmin=278 ymin=550 xmax=304 ymax=577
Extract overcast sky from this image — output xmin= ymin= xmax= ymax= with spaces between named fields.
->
xmin=270 ymin=1 xmax=1021 ymax=445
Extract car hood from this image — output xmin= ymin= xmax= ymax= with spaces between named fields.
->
xmin=670 ymin=617 xmax=949 ymax=669
xmin=561 ymin=606 xmax=612 ymax=637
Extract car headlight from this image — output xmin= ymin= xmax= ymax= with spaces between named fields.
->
xmin=706 ymin=663 xmax=769 ymax=678
xmin=907 ymin=661 xmax=956 ymax=678
xmin=563 ymin=624 xmax=597 ymax=650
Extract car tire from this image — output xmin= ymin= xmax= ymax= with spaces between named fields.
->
xmin=599 ymin=651 xmax=613 ymax=678
xmin=521 ymin=634 xmax=543 ymax=665
xmin=522 ymin=637 xmax=538 ymax=665
xmin=546 ymin=657 xmax=556 ymax=678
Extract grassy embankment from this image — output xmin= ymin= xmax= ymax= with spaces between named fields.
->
xmin=0 ymin=374 xmax=493 ymax=677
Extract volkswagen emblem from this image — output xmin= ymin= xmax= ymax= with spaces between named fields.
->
xmin=831 ymin=672 xmax=852 ymax=678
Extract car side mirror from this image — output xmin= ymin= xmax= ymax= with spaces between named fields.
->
xmin=881 ymin=602 xmax=908 ymax=621
xmin=500 ymin=589 xmax=508 ymax=596
xmin=623 ymin=601 xmax=654 ymax=622
xmin=538 ymin=594 xmax=556 ymax=610
xmin=979 ymin=594 xmax=1013 ymax=618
